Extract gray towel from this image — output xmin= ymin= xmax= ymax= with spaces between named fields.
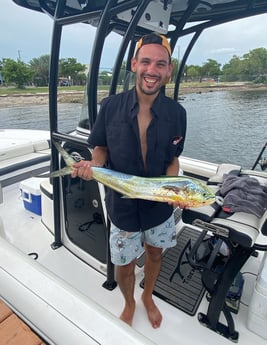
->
xmin=220 ymin=174 xmax=267 ymax=218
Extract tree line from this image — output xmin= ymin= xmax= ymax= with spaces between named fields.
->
xmin=171 ymin=47 xmax=267 ymax=84
xmin=0 ymin=56 xmax=87 ymax=88
xmin=1 ymin=47 xmax=267 ymax=89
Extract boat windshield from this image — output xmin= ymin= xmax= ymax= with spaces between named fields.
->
xmin=78 ymin=68 xmax=136 ymax=131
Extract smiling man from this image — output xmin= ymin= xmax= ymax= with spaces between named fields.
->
xmin=132 ymin=33 xmax=172 ymax=96
xmin=72 ymin=33 xmax=187 ymax=328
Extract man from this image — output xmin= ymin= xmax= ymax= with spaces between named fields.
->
xmin=72 ymin=33 xmax=187 ymax=328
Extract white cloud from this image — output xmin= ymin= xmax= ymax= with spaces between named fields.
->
xmin=2 ymin=2 xmax=267 ymax=68
xmin=210 ymin=48 xmax=238 ymax=55
xmin=182 ymin=13 xmax=267 ymax=65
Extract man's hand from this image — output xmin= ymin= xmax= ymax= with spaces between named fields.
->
xmin=168 ymin=201 xmax=187 ymax=209
xmin=71 ymin=160 xmax=93 ymax=180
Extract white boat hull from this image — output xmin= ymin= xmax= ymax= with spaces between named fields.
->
xmin=1 ymin=129 xmax=267 ymax=345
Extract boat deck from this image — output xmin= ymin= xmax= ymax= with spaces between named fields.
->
xmin=0 ymin=299 xmax=45 ymax=345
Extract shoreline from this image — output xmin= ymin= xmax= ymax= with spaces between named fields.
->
xmin=1 ymin=83 xmax=267 ymax=108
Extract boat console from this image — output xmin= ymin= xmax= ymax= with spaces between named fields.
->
xmin=0 ymin=129 xmax=50 ymax=203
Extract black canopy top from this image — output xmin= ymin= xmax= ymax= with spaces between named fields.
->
xmin=12 ymin=0 xmax=267 ymax=38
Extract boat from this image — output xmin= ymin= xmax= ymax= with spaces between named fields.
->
xmin=1 ymin=1 xmax=267 ymax=344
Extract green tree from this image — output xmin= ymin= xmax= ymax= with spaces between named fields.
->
xmin=243 ymin=48 xmax=267 ymax=82
xmin=221 ymin=55 xmax=244 ymax=81
xmin=171 ymin=57 xmax=179 ymax=83
xmin=1 ymin=58 xmax=34 ymax=88
xmin=29 ymin=54 xmax=50 ymax=86
xmin=0 ymin=60 xmax=3 ymax=84
xmin=75 ymin=72 xmax=87 ymax=85
xmin=186 ymin=65 xmax=201 ymax=81
xmin=98 ymin=71 xmax=112 ymax=85
xmin=118 ymin=61 xmax=127 ymax=85
xmin=59 ymin=58 xmax=86 ymax=85
xmin=200 ymin=59 xmax=221 ymax=81
xmin=221 ymin=48 xmax=267 ymax=83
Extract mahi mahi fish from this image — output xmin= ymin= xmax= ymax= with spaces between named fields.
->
xmin=51 ymin=142 xmax=215 ymax=208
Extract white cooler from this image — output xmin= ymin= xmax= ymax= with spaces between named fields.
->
xmin=20 ymin=177 xmax=45 ymax=216
xmin=247 ymin=253 xmax=267 ymax=339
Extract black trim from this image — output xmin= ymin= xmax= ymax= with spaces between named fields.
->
xmin=0 ymin=164 xmax=50 ymax=188
xmin=0 ymin=155 xmax=50 ymax=177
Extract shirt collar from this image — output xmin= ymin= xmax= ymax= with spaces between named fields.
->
xmin=130 ymin=87 xmax=161 ymax=118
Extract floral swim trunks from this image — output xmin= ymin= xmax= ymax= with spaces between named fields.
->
xmin=110 ymin=214 xmax=177 ymax=265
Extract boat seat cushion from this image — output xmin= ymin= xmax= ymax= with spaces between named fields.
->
xmin=183 ymin=207 xmax=266 ymax=248
xmin=0 ymin=139 xmax=50 ymax=162
xmin=207 ymin=163 xmax=241 ymax=185
xmin=211 ymin=211 xmax=264 ymax=247
xmin=33 ymin=140 xmax=50 ymax=151
xmin=0 ymin=141 xmax=34 ymax=162
xmin=182 ymin=167 xmax=267 ymax=248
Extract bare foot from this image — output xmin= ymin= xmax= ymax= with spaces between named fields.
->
xmin=120 ymin=302 xmax=135 ymax=326
xmin=142 ymin=294 xmax=162 ymax=328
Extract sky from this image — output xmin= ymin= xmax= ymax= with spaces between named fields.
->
xmin=2 ymin=1 xmax=267 ymax=69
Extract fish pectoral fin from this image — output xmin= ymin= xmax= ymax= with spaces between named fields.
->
xmin=162 ymin=185 xmax=182 ymax=194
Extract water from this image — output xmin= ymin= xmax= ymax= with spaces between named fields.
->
xmin=0 ymin=103 xmax=81 ymax=133
xmin=0 ymin=89 xmax=266 ymax=169
xmin=180 ymin=89 xmax=267 ymax=169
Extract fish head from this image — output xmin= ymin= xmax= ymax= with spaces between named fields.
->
xmin=163 ymin=180 xmax=216 ymax=208
xmin=181 ymin=182 xmax=216 ymax=208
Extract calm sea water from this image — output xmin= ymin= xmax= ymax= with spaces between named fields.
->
xmin=0 ymin=89 xmax=266 ymax=169
xmin=0 ymin=103 xmax=81 ymax=134
xmin=180 ymin=89 xmax=267 ymax=169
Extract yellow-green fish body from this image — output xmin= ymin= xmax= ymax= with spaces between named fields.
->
xmin=52 ymin=142 xmax=215 ymax=208
xmin=91 ymin=167 xmax=215 ymax=207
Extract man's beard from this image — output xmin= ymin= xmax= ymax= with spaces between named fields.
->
xmin=138 ymin=78 xmax=162 ymax=96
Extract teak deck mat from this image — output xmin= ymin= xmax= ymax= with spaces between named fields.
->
xmin=141 ymin=226 xmax=205 ymax=316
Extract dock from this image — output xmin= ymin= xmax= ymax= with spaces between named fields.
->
xmin=0 ymin=299 xmax=45 ymax=345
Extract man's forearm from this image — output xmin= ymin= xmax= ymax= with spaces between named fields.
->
xmin=91 ymin=146 xmax=108 ymax=167
xmin=166 ymin=157 xmax=179 ymax=176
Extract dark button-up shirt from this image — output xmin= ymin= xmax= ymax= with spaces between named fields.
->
xmin=88 ymin=88 xmax=186 ymax=232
